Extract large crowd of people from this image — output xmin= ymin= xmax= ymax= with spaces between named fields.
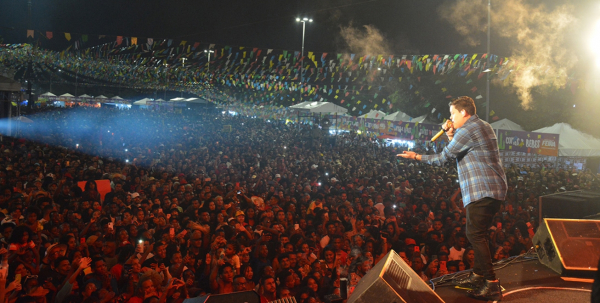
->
xmin=0 ymin=105 xmax=596 ymax=303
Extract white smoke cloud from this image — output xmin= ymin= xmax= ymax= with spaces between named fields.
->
xmin=339 ymin=23 xmax=390 ymax=56
xmin=439 ymin=0 xmax=578 ymax=109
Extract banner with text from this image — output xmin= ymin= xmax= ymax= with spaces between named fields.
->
xmin=496 ymin=129 xmax=559 ymax=157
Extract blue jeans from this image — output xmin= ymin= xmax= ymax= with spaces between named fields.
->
xmin=466 ymin=197 xmax=502 ymax=280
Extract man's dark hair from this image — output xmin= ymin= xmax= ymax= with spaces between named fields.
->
xmin=53 ymin=256 xmax=70 ymax=269
xmin=277 ymin=252 xmax=290 ymax=262
xmin=233 ymin=275 xmax=245 ymax=283
xmin=218 ymin=263 xmax=233 ymax=275
xmin=450 ymin=96 xmax=476 ymax=115
xmin=261 ymin=274 xmax=275 ymax=285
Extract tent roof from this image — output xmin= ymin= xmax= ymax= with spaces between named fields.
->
xmin=411 ymin=114 xmax=428 ymax=123
xmin=40 ymin=92 xmax=56 ymax=97
xmin=95 ymin=95 xmax=108 ymax=99
xmin=290 ymin=101 xmax=348 ymax=114
xmin=78 ymin=94 xmax=92 ymax=98
xmin=155 ymin=98 xmax=165 ymax=102
xmin=289 ymin=101 xmax=314 ymax=109
xmin=0 ymin=76 xmax=21 ymax=91
xmin=110 ymin=96 xmax=124 ymax=100
xmin=133 ymin=98 xmax=151 ymax=105
xmin=169 ymin=97 xmax=185 ymax=101
xmin=59 ymin=93 xmax=75 ymax=97
xmin=490 ymin=118 xmax=524 ymax=131
xmin=185 ymin=97 xmax=208 ymax=104
xmin=534 ymin=123 xmax=600 ymax=157
xmin=384 ymin=111 xmax=412 ymax=122
xmin=359 ymin=110 xmax=387 ymax=119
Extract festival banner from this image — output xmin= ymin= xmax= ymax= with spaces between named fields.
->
xmin=496 ymin=129 xmax=559 ymax=157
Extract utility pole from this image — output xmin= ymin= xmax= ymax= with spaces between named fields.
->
xmin=485 ymin=0 xmax=491 ymax=122
xmin=26 ymin=0 xmax=33 ymax=110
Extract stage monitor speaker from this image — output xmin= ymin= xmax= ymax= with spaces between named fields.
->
xmin=347 ymin=250 xmax=444 ymax=303
xmin=539 ymin=190 xmax=600 ymax=220
xmin=533 ymin=218 xmax=600 ymax=278
xmin=182 ymin=290 xmax=260 ymax=303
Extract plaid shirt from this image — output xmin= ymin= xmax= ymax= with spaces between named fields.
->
xmin=421 ymin=114 xmax=507 ymax=206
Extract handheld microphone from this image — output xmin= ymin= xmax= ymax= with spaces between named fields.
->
xmin=431 ymin=129 xmax=446 ymax=142
xmin=431 ymin=121 xmax=453 ymax=142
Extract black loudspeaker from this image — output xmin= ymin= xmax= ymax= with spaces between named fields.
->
xmin=539 ymin=190 xmax=600 ymax=220
xmin=182 ymin=290 xmax=260 ymax=303
xmin=347 ymin=250 xmax=444 ymax=303
xmin=533 ymin=218 xmax=600 ymax=278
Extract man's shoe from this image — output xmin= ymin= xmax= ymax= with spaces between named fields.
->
xmin=467 ymin=279 xmax=502 ymax=301
xmin=452 ymin=272 xmax=485 ymax=289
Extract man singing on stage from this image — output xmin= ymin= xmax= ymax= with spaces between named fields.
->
xmin=397 ymin=96 xmax=506 ymax=301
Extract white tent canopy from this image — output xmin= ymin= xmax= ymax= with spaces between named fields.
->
xmin=78 ymin=94 xmax=92 ymax=98
xmin=110 ymin=96 xmax=124 ymax=100
xmin=359 ymin=110 xmax=387 ymax=119
xmin=95 ymin=95 xmax=107 ymax=99
xmin=290 ymin=101 xmax=348 ymax=114
xmin=169 ymin=97 xmax=185 ymax=102
xmin=490 ymin=118 xmax=524 ymax=131
xmin=411 ymin=114 xmax=428 ymax=123
xmin=133 ymin=98 xmax=152 ymax=105
xmin=289 ymin=101 xmax=313 ymax=109
xmin=155 ymin=98 xmax=165 ymax=102
xmin=384 ymin=111 xmax=412 ymax=122
xmin=534 ymin=123 xmax=600 ymax=157
xmin=40 ymin=92 xmax=56 ymax=97
xmin=59 ymin=93 xmax=74 ymax=98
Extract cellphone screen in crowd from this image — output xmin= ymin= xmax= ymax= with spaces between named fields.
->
xmin=440 ymin=261 xmax=447 ymax=271
xmin=15 ymin=274 xmax=21 ymax=283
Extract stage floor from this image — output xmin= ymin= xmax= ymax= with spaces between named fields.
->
xmin=434 ymin=259 xmax=592 ymax=303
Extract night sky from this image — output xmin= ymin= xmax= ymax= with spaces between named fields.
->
xmin=1 ymin=0 xmax=600 ymax=134
xmin=0 ymin=0 xmax=503 ymax=54
xmin=0 ymin=0 xmax=596 ymax=60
